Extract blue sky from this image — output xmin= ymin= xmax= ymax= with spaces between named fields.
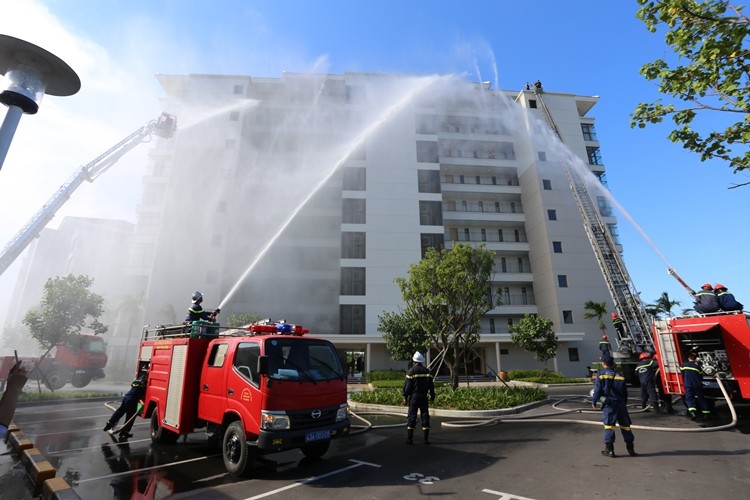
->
xmin=1 ymin=0 xmax=748 ymax=327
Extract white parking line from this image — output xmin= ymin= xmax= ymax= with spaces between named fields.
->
xmin=243 ymin=459 xmax=381 ymax=500
xmin=76 ymin=455 xmax=219 ymax=483
xmin=482 ymin=488 xmax=537 ymax=500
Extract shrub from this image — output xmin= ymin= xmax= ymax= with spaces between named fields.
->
xmin=366 ymin=370 xmax=405 ymax=383
xmin=350 ymin=385 xmax=547 ymax=410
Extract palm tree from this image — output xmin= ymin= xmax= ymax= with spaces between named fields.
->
xmin=649 ymin=292 xmax=681 ymax=318
xmin=583 ymin=300 xmax=608 ymax=335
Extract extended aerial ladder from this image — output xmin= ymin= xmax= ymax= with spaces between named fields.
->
xmin=529 ymin=82 xmax=653 ymax=355
xmin=0 ymin=112 xmax=177 ymax=276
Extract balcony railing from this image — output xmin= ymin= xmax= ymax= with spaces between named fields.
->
xmin=443 ymin=202 xmax=523 ymax=214
xmin=442 ymin=175 xmax=519 ymax=187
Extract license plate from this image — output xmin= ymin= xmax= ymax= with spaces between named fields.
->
xmin=305 ymin=430 xmax=331 ymax=442
xmin=703 ymin=381 xmax=719 ymax=389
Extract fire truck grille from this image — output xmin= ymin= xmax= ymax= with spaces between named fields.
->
xmin=288 ymin=407 xmax=338 ymax=429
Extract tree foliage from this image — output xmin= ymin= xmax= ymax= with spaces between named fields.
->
xmin=226 ymin=312 xmax=262 ymax=328
xmin=509 ymin=314 xmax=558 ymax=371
xmin=583 ymin=300 xmax=609 ymax=334
xmin=647 ymin=291 xmax=682 ymax=318
xmin=379 ymin=310 xmax=430 ymax=362
xmin=393 ymin=243 xmax=498 ymax=389
xmin=632 ymin=0 xmax=750 ymax=183
xmin=22 ymin=274 xmax=108 ymax=350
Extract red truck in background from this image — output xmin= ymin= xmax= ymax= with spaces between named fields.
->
xmin=652 ymin=310 xmax=750 ymax=402
xmin=0 ymin=333 xmax=107 ymax=390
xmin=135 ymin=320 xmax=350 ymax=477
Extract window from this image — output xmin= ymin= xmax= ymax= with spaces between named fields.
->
xmin=587 ymin=146 xmax=603 ymax=165
xmin=416 ymin=141 xmax=438 ymax=163
xmin=494 ymin=202 xmax=500 ymax=213
xmin=568 ymin=347 xmax=580 ymax=362
xmin=419 ymin=201 xmax=443 ymax=226
xmin=543 ymin=179 xmax=552 ymax=190
xmin=548 ymin=209 xmax=557 ymax=221
xmin=500 ymin=348 xmax=509 ymax=355
xmin=343 ymin=199 xmax=366 ymax=223
xmin=420 ymin=233 xmax=444 ymax=257
xmin=229 ymin=111 xmax=240 ymax=121
xmin=481 ymin=229 xmax=487 ymax=242
xmin=418 ymin=170 xmax=441 ymax=193
xmin=234 ymin=342 xmax=260 ymax=385
xmin=538 ymin=151 xmax=547 ymax=161
xmin=459 ymin=175 xmax=465 ymax=184
xmin=501 ymin=258 xmax=507 ymax=272
xmin=341 ymin=267 xmax=366 ymax=295
xmin=514 ymin=229 xmax=520 ymax=242
xmin=489 ymin=318 xmax=496 ymax=334
xmin=463 ymin=228 xmax=470 ymax=241
xmin=563 ymin=310 xmax=574 ymax=324
xmin=343 ymin=167 xmax=366 ymax=191
xmin=340 ymin=305 xmax=365 ymax=335
xmin=233 ymin=85 xmax=244 ymax=95
xmin=208 ymin=343 xmax=229 ymax=367
xmin=581 ymin=123 xmax=597 ymax=141
xmin=498 ymin=229 xmax=504 ymax=242
xmin=341 ymin=232 xmax=366 ymax=259
xmin=529 ymin=99 xmax=537 ymax=109
xmin=553 ymin=241 xmax=563 ymax=253
xmin=558 ymin=275 xmax=568 ymax=287
xmin=597 ymin=196 xmax=613 ymax=217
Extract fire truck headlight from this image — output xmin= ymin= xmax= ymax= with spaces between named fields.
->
xmin=335 ymin=404 xmax=349 ymax=422
xmin=261 ymin=411 xmax=290 ymax=430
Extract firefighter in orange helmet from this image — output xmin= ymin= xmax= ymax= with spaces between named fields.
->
xmin=694 ymin=283 xmax=719 ymax=314
xmin=635 ymin=352 xmax=658 ymax=411
xmin=599 ymin=334 xmax=611 ymax=359
xmin=611 ymin=312 xmax=626 ymax=338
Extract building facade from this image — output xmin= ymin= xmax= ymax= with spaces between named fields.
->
xmin=112 ymin=72 xmax=619 ymax=379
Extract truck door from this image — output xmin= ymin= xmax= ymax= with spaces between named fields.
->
xmin=227 ymin=342 xmax=261 ymax=432
xmin=197 ymin=342 xmax=229 ymax=424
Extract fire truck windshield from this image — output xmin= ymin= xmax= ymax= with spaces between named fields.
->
xmin=265 ymin=338 xmax=344 ymax=381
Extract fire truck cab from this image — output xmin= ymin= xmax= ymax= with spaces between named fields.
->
xmin=137 ymin=320 xmax=350 ymax=477
xmin=652 ymin=310 xmax=750 ymax=401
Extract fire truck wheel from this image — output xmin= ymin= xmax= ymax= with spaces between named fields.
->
xmin=301 ymin=439 xmax=330 ymax=459
xmin=70 ymin=373 xmax=92 ymax=388
xmin=150 ymin=411 xmax=179 ymax=444
xmin=43 ymin=365 xmax=68 ymax=391
xmin=223 ymin=421 xmax=255 ymax=477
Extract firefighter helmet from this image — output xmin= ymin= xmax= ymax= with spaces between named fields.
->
xmin=611 ymin=312 xmax=618 ymax=319
xmin=714 ymin=283 xmax=727 ymax=291
xmin=639 ymin=352 xmax=652 ymax=360
xmin=702 ymin=283 xmax=712 ymax=290
xmin=602 ymin=334 xmax=608 ymax=340
xmin=412 ymin=351 xmax=425 ymax=363
xmin=191 ymin=290 xmax=203 ymax=302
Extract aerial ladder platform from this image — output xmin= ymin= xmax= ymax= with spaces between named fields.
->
xmin=0 ymin=112 xmax=176 ymax=276
xmin=529 ymin=82 xmax=653 ymax=355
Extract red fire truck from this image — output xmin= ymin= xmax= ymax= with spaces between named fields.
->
xmin=652 ymin=310 xmax=750 ymax=402
xmin=135 ymin=320 xmax=350 ymax=477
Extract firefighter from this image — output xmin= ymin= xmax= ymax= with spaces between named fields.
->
xmin=402 ymin=351 xmax=435 ymax=445
xmin=693 ymin=283 xmax=720 ymax=314
xmin=599 ymin=334 xmax=611 ymax=359
xmin=185 ymin=291 xmax=220 ymax=322
xmin=679 ymin=352 xmax=710 ymax=420
xmin=592 ymin=353 xmax=636 ymax=458
xmin=104 ymin=372 xmax=148 ymax=440
xmin=635 ymin=352 xmax=658 ymax=411
xmin=611 ymin=313 xmax=626 ymax=338
xmin=714 ymin=284 xmax=743 ymax=312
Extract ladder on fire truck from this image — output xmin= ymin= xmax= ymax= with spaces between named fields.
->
xmin=530 ymin=82 xmax=653 ymax=355
xmin=0 ymin=112 xmax=176 ymax=276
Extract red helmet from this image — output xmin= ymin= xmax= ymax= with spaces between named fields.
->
xmin=611 ymin=312 xmax=618 ymax=319
xmin=639 ymin=352 xmax=652 ymax=360
xmin=602 ymin=334 xmax=608 ymax=340
xmin=714 ymin=283 xmax=726 ymax=290
xmin=702 ymin=283 xmax=712 ymax=289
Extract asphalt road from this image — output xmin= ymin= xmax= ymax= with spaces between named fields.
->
xmin=2 ymin=384 xmax=749 ymax=499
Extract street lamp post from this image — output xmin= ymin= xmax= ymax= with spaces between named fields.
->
xmin=0 ymin=35 xmax=80 ymax=171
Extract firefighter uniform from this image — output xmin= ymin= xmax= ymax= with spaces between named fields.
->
xmin=403 ymin=352 xmax=435 ymax=444
xmin=635 ymin=357 xmax=658 ymax=409
xmin=186 ymin=301 xmax=214 ymax=322
xmin=680 ymin=358 xmax=710 ymax=419
xmin=104 ymin=374 xmax=147 ymax=439
xmin=598 ymin=337 xmax=611 ymax=358
xmin=592 ymin=355 xmax=635 ymax=457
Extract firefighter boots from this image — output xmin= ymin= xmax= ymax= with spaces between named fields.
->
xmin=103 ymin=421 xmax=113 ymax=432
xmin=406 ymin=429 xmax=414 ymax=445
xmin=601 ymin=443 xmax=615 ymax=458
xmin=423 ymin=429 xmax=430 ymax=444
xmin=626 ymin=442 xmax=637 ymax=457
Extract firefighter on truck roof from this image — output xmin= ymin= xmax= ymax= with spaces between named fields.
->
xmin=186 ymin=291 xmax=220 ymax=323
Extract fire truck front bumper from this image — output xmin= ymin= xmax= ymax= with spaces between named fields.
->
xmin=257 ymin=418 xmax=350 ymax=451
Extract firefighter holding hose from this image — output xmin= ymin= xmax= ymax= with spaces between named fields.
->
xmin=185 ymin=291 xmax=220 ymax=323
xmin=403 ymin=351 xmax=435 ymax=445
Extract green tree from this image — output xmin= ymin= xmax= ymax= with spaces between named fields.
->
xmin=378 ymin=310 xmax=430 ymax=363
xmin=509 ymin=314 xmax=558 ymax=371
xmin=648 ymin=291 xmax=682 ymax=318
xmin=155 ymin=302 xmax=177 ymax=325
xmin=226 ymin=312 xmax=262 ymax=328
xmin=394 ymin=243 xmax=498 ymax=389
xmin=22 ymin=274 xmax=108 ymax=350
xmin=583 ymin=300 xmax=609 ymax=335
xmin=632 ymin=0 xmax=750 ymax=184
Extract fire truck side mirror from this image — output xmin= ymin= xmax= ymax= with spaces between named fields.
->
xmin=257 ymin=356 xmax=269 ymax=376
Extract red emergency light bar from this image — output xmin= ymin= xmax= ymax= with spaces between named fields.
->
xmin=247 ymin=322 xmax=309 ymax=336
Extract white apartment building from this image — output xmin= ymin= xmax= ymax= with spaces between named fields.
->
xmin=120 ymin=72 xmax=619 ymax=379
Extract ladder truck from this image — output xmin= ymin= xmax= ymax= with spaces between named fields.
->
xmin=0 ymin=112 xmax=177 ymax=276
xmin=528 ymin=82 xmax=654 ymax=377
